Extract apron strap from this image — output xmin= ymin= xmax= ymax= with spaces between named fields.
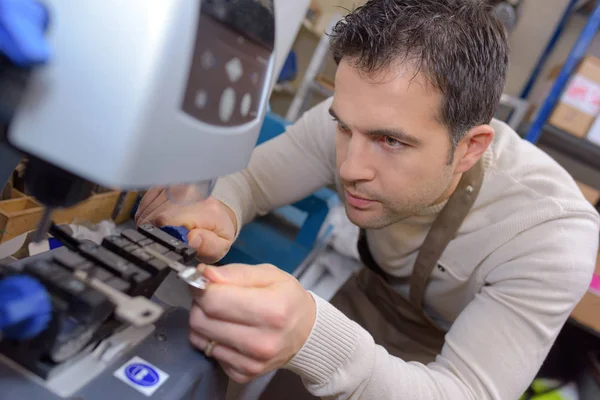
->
xmin=408 ymin=161 xmax=485 ymax=308
xmin=357 ymin=229 xmax=391 ymax=283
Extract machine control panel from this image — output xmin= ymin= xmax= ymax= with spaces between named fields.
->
xmin=182 ymin=0 xmax=274 ymax=127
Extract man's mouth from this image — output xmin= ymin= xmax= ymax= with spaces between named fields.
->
xmin=345 ymin=190 xmax=376 ymax=209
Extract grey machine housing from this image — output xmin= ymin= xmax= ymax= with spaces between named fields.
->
xmin=0 ymin=0 xmax=275 ymax=398
xmin=7 ymin=0 xmax=276 ymax=190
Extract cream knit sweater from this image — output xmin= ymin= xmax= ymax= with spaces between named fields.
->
xmin=212 ymin=98 xmax=600 ymax=400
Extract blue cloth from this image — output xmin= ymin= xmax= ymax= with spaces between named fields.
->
xmin=0 ymin=0 xmax=50 ymax=66
xmin=0 ymin=275 xmax=52 ymax=340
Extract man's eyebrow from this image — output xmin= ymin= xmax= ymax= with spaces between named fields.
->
xmin=329 ymin=107 xmax=421 ymax=147
xmin=365 ymin=128 xmax=422 ymax=147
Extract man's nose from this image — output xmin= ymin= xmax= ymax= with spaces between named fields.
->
xmin=339 ymin=135 xmax=375 ymax=183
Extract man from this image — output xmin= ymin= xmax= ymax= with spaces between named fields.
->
xmin=135 ymin=0 xmax=600 ymax=399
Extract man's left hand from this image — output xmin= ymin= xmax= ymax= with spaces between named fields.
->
xmin=189 ymin=264 xmax=316 ymax=383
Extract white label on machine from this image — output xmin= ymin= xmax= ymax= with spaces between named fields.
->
xmin=113 ymin=356 xmax=170 ymax=396
xmin=561 ymin=75 xmax=600 ymax=116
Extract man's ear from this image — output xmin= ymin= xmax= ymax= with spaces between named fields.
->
xmin=454 ymin=124 xmax=494 ymax=174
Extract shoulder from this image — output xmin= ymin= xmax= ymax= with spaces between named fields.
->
xmin=285 ymin=97 xmax=337 ymax=161
xmin=483 ymin=119 xmax=598 ymax=221
xmin=291 ymin=97 xmax=336 ymax=134
xmin=443 ymin=120 xmax=599 ymax=275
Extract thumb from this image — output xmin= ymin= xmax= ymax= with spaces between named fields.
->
xmin=204 ymin=264 xmax=284 ymax=288
xmin=154 ymin=209 xmax=193 ymax=230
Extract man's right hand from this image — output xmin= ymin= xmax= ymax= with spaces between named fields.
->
xmin=135 ymin=188 xmax=237 ymax=263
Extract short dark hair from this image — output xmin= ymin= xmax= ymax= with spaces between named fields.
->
xmin=329 ymin=0 xmax=509 ymax=149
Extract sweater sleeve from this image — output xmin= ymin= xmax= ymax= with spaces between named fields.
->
xmin=211 ymin=98 xmax=337 ymax=236
xmin=285 ymin=212 xmax=600 ymax=399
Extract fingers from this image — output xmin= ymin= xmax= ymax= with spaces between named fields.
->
xmin=189 ymin=304 xmax=276 ymax=361
xmin=136 ymin=188 xmax=162 ymax=217
xmin=222 ymin=364 xmax=253 ymax=384
xmin=135 ymin=188 xmax=169 ymax=225
xmin=194 ymin=284 xmax=276 ymax=326
xmin=187 ymin=229 xmax=232 ymax=263
xmin=155 ymin=197 xmax=236 ymax=238
xmin=189 ymin=304 xmax=253 ymax=352
xmin=203 ymin=264 xmax=286 ymax=287
xmin=188 ymin=333 xmax=264 ymax=383
xmin=153 ymin=207 xmax=195 ymax=230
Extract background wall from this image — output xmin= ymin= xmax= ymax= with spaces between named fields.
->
xmin=510 ymin=1 xmax=600 ymax=115
xmin=504 ymin=0 xmax=571 ymax=96
xmin=272 ymin=0 xmax=311 ymax=88
xmin=271 ymin=0 xmax=600 ymax=120
xmin=311 ymin=0 xmax=365 ymax=32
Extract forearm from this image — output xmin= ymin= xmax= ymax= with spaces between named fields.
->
xmin=211 ymin=172 xmax=256 ymax=238
xmin=285 ymin=294 xmax=472 ymax=400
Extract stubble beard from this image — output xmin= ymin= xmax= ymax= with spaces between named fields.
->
xmin=345 ymin=168 xmax=455 ymax=230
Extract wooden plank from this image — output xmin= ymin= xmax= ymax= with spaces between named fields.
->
xmin=113 ymin=192 xmax=139 ymax=224
xmin=10 ymin=188 xmax=27 ymax=199
xmin=0 ymin=198 xmax=44 ymax=242
xmin=0 ymin=198 xmax=42 ymax=214
xmin=0 ymin=191 xmax=138 ymax=243
xmin=53 ymin=191 xmax=118 ymax=225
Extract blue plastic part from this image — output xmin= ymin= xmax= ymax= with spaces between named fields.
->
xmin=520 ymin=0 xmax=578 ymax=99
xmin=255 ymin=110 xmax=292 ymax=146
xmin=525 ymin=1 xmax=600 ymax=144
xmin=0 ymin=0 xmax=50 ymax=66
xmin=277 ymin=51 xmax=297 ymax=83
xmin=161 ymin=225 xmax=190 ymax=244
xmin=48 ymin=237 xmax=63 ymax=250
xmin=220 ymin=187 xmax=337 ymax=274
xmin=0 ymin=275 xmax=52 ymax=340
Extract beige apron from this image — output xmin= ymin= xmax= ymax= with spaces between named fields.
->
xmin=260 ymin=162 xmax=484 ymax=399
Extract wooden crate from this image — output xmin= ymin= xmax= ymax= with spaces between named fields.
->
xmin=0 ymin=190 xmax=138 ymax=243
xmin=0 ymin=197 xmax=45 ymax=243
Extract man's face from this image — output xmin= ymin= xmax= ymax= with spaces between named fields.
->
xmin=333 ymin=59 xmax=457 ymax=229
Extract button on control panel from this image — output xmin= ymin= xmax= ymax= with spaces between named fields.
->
xmin=225 ymin=58 xmax=243 ymax=83
xmin=219 ymin=88 xmax=236 ymax=122
xmin=241 ymin=93 xmax=252 ymax=117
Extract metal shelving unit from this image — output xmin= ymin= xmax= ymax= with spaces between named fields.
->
xmin=525 ymin=1 xmax=600 ymax=145
xmin=522 ymin=1 xmax=600 ymax=203
xmin=285 ymin=14 xmax=341 ymax=122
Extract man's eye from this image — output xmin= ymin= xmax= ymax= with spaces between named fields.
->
xmin=336 ymin=122 xmax=351 ymax=133
xmin=383 ymin=136 xmax=403 ymax=148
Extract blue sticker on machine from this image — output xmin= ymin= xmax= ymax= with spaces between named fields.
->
xmin=125 ymin=363 xmax=160 ymax=387
xmin=114 ymin=356 xmax=170 ymax=396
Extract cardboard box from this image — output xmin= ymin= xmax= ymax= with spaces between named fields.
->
xmin=577 ymin=181 xmax=600 ymax=205
xmin=571 ymin=253 xmax=600 ymax=334
xmin=549 ymin=56 xmax=600 ymax=138
xmin=586 ymin=113 xmax=600 ymax=146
